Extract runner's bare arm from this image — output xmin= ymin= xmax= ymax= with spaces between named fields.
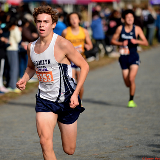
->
xmin=84 ymin=28 xmax=93 ymax=51
xmin=16 ymin=43 xmax=36 ymax=90
xmin=111 ymin=25 xmax=124 ymax=46
xmin=64 ymin=40 xmax=89 ymax=95
xmin=22 ymin=43 xmax=36 ymax=81
xmin=131 ymin=26 xmax=148 ymax=46
xmin=59 ymin=38 xmax=89 ymax=107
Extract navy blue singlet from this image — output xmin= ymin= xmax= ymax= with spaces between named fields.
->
xmin=119 ymin=25 xmax=140 ymax=69
xmin=119 ymin=25 xmax=138 ymax=54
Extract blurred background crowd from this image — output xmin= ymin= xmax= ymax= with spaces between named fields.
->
xmin=0 ymin=0 xmax=160 ymax=94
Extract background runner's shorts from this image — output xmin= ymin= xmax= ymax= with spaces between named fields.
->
xmin=35 ymin=95 xmax=85 ymax=124
xmin=119 ymin=53 xmax=140 ymax=70
xmin=71 ymin=62 xmax=80 ymax=71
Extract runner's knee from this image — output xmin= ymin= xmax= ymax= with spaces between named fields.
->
xmin=63 ymin=146 xmax=76 ymax=155
xmin=125 ymin=83 xmax=130 ymax=87
xmin=129 ymin=76 xmax=135 ymax=84
xmin=124 ymin=79 xmax=130 ymax=87
xmin=40 ymin=136 xmax=53 ymax=151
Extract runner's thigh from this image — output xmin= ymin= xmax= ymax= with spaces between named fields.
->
xmin=129 ymin=64 xmax=139 ymax=79
xmin=58 ymin=120 xmax=77 ymax=149
xmin=122 ymin=69 xmax=129 ymax=80
xmin=36 ymin=112 xmax=58 ymax=138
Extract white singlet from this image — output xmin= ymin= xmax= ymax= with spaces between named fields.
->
xmin=30 ymin=33 xmax=76 ymax=102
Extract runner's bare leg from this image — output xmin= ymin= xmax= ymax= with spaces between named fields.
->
xmin=36 ymin=112 xmax=58 ymax=160
xmin=122 ymin=69 xmax=130 ymax=87
xmin=58 ymin=120 xmax=77 ymax=155
xmin=129 ymin=64 xmax=139 ymax=96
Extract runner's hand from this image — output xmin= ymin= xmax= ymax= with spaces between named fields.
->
xmin=131 ymin=39 xmax=137 ymax=44
xmin=16 ymin=79 xmax=26 ymax=90
xmin=123 ymin=40 xmax=128 ymax=46
xmin=84 ymin=44 xmax=91 ymax=51
xmin=70 ymin=94 xmax=79 ymax=108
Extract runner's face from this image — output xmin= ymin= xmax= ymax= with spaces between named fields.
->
xmin=69 ymin=14 xmax=80 ymax=27
xmin=125 ymin=13 xmax=134 ymax=25
xmin=36 ymin=13 xmax=56 ymax=37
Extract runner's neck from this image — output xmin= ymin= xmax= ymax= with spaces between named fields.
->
xmin=124 ymin=24 xmax=133 ymax=33
xmin=39 ymin=32 xmax=54 ymax=45
xmin=71 ymin=26 xmax=80 ymax=35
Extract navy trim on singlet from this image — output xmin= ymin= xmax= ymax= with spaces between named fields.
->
xmin=55 ymin=64 xmax=62 ymax=102
xmin=55 ymin=63 xmax=75 ymax=103
xmin=38 ymin=89 xmax=40 ymax=97
xmin=59 ymin=63 xmax=75 ymax=100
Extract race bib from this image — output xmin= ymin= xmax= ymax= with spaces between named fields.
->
xmin=36 ymin=71 xmax=54 ymax=82
xmin=75 ymin=45 xmax=83 ymax=53
xmin=119 ymin=46 xmax=130 ymax=55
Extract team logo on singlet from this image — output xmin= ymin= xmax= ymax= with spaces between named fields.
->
xmin=33 ymin=59 xmax=50 ymax=66
xmin=121 ymin=34 xmax=133 ymax=39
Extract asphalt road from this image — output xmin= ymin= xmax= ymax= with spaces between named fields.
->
xmin=0 ymin=46 xmax=160 ymax=160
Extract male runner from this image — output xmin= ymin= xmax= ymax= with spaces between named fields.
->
xmin=62 ymin=12 xmax=92 ymax=100
xmin=16 ymin=6 xmax=89 ymax=160
xmin=111 ymin=9 xmax=148 ymax=107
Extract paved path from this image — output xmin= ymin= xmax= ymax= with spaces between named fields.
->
xmin=0 ymin=47 xmax=160 ymax=160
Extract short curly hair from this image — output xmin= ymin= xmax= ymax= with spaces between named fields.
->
xmin=33 ymin=5 xmax=59 ymax=24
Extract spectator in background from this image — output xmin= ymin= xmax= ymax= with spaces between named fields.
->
xmin=104 ymin=7 xmax=111 ymax=19
xmin=56 ymin=5 xmax=68 ymax=26
xmin=94 ymin=4 xmax=102 ymax=13
xmin=142 ymin=5 xmax=156 ymax=45
xmin=0 ymin=19 xmax=10 ymax=93
xmin=81 ymin=6 xmax=90 ymax=28
xmin=155 ymin=8 xmax=160 ymax=42
xmin=19 ymin=18 xmax=38 ymax=79
xmin=54 ymin=13 xmax=67 ymax=36
xmin=17 ymin=2 xmax=32 ymax=16
xmin=134 ymin=7 xmax=144 ymax=52
xmin=134 ymin=7 xmax=144 ymax=30
xmin=91 ymin=10 xmax=108 ymax=57
xmin=6 ymin=17 xmax=22 ymax=92
xmin=106 ymin=9 xmax=122 ymax=57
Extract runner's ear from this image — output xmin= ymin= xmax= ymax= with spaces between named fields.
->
xmin=52 ymin=22 xmax=57 ymax=29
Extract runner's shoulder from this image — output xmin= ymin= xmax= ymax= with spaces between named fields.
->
xmin=134 ymin=25 xmax=144 ymax=35
xmin=57 ymin=35 xmax=73 ymax=50
xmin=62 ymin=28 xmax=67 ymax=33
xmin=116 ymin=25 xmax=123 ymax=33
xmin=135 ymin=25 xmax=142 ymax=31
xmin=27 ymin=42 xmax=32 ymax=51
xmin=83 ymin=27 xmax=88 ymax=33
